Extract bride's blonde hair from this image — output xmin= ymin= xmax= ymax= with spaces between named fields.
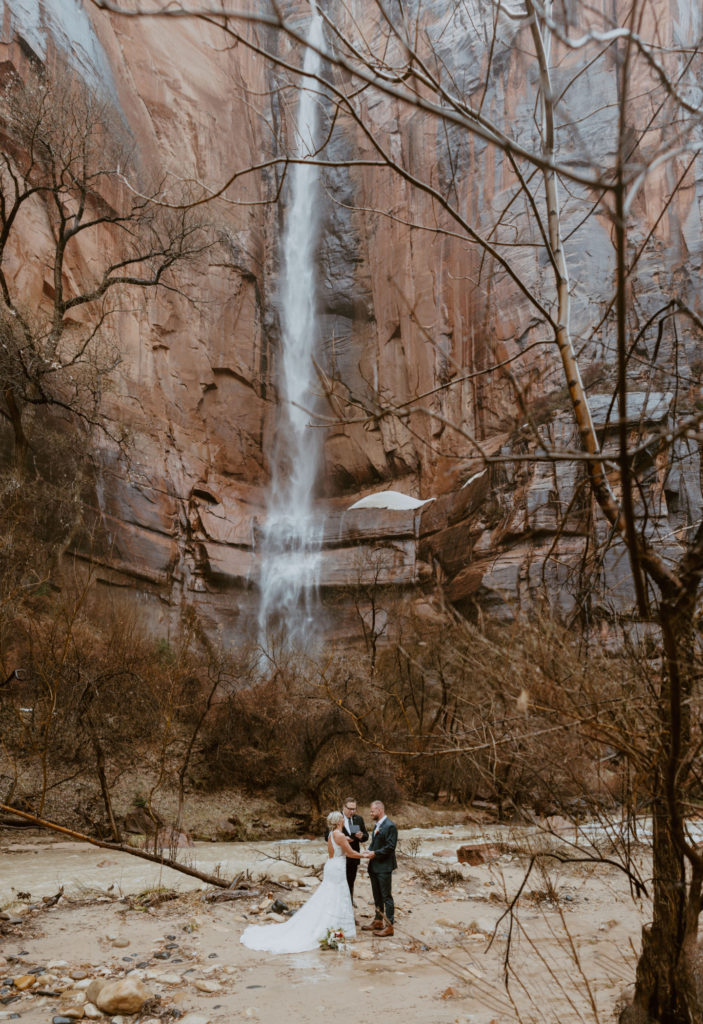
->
xmin=327 ymin=810 xmax=343 ymax=829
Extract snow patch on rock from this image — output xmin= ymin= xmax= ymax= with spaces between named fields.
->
xmin=347 ymin=490 xmax=434 ymax=511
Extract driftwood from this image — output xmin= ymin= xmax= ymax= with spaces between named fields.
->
xmin=205 ymin=889 xmax=259 ymax=902
xmin=41 ymin=886 xmax=64 ymax=907
xmin=0 ymin=803 xmax=235 ymax=889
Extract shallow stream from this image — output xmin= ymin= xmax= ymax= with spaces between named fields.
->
xmin=0 ymin=822 xmax=513 ymax=904
xmin=3 ymin=812 xmax=678 ymax=907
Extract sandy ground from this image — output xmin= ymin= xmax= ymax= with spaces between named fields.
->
xmin=0 ymin=824 xmax=648 ymax=1024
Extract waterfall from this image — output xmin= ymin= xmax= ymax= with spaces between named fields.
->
xmin=258 ymin=7 xmax=325 ymax=651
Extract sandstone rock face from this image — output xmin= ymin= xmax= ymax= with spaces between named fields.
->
xmin=0 ymin=0 xmax=700 ymax=640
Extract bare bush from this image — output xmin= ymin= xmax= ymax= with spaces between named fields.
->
xmin=0 ymin=591 xmax=231 ymax=835
xmin=199 ymin=649 xmax=401 ymax=812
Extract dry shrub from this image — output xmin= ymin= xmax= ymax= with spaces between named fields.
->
xmin=0 ymin=413 xmax=90 ymax=607
xmin=198 ymin=650 xmax=401 ymax=812
xmin=0 ymin=584 xmax=232 ymax=834
xmin=319 ymin=610 xmax=652 ymax=819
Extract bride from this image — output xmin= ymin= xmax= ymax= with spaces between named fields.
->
xmin=240 ymin=811 xmax=369 ymax=954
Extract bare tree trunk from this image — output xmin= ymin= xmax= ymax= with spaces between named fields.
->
xmin=85 ymin=713 xmax=121 ymax=843
xmin=3 ymin=386 xmax=27 ymax=464
xmin=0 ymin=802 xmax=237 ymax=889
xmin=627 ymin=601 xmax=703 ymax=1024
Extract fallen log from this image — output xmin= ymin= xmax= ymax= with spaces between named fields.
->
xmin=0 ymin=803 xmax=235 ymax=889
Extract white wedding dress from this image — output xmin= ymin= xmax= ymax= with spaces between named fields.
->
xmin=240 ymin=833 xmax=356 ymax=953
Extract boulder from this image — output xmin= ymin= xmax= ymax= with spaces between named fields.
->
xmin=456 ymin=843 xmax=499 ymax=865
xmin=122 ymin=807 xmax=163 ymax=835
xmin=95 ymin=979 xmax=152 ymax=1015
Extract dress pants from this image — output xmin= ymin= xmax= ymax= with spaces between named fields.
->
xmin=369 ymin=870 xmax=394 ymax=924
xmin=346 ymin=856 xmax=359 ymax=898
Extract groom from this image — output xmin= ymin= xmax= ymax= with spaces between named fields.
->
xmin=362 ymin=800 xmax=397 ymax=937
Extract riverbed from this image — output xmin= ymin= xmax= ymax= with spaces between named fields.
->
xmin=0 ymin=822 xmax=648 ymax=1024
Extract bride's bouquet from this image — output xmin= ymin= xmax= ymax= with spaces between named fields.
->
xmin=319 ymin=928 xmax=346 ymax=951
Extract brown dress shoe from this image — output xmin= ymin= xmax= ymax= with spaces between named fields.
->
xmin=376 ymin=925 xmax=394 ymax=937
xmin=361 ymin=919 xmax=384 ymax=931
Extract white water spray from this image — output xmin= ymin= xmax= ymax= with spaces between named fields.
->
xmin=258 ymin=8 xmax=325 ymax=649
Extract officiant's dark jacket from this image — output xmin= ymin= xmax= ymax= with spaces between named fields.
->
xmin=342 ymin=813 xmax=369 ymax=850
xmin=368 ymin=817 xmax=398 ymax=873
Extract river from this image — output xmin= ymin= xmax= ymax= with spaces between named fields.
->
xmin=1 ymin=822 xmax=527 ymax=903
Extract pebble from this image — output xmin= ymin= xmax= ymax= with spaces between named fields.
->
xmin=70 ymin=971 xmax=89 ymax=981
xmin=145 ymin=972 xmax=181 ymax=985
xmin=52 ymin=1017 xmax=75 ymax=1024
xmin=110 ymin=939 xmax=130 ymax=949
xmin=49 ymin=962 xmax=69 ymax=970
xmin=86 ymin=981 xmax=107 ymax=1005
xmin=83 ymin=1004 xmax=101 ymax=1020
xmin=193 ymin=980 xmax=220 ymax=994
xmin=440 ymin=985 xmax=462 ymax=999
xmin=12 ymin=975 xmax=36 ymax=990
xmin=351 ymin=949 xmax=375 ymax=961
xmin=60 ymin=990 xmax=87 ymax=1006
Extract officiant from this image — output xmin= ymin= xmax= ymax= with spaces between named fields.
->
xmin=340 ymin=797 xmax=368 ymax=901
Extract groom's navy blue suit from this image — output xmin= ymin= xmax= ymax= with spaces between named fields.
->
xmin=367 ymin=817 xmax=397 ymax=925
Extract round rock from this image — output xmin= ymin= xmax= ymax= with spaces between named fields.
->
xmin=96 ymin=978 xmax=152 ymax=1015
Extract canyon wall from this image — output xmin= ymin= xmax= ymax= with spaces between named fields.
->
xmin=1 ymin=0 xmax=701 ymax=643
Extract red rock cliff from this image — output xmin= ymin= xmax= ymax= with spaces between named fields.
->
xmin=1 ymin=0 xmax=700 ymax=640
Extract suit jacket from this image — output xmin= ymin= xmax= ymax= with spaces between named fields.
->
xmin=342 ymin=813 xmax=368 ymax=851
xmin=368 ymin=817 xmax=397 ymax=874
